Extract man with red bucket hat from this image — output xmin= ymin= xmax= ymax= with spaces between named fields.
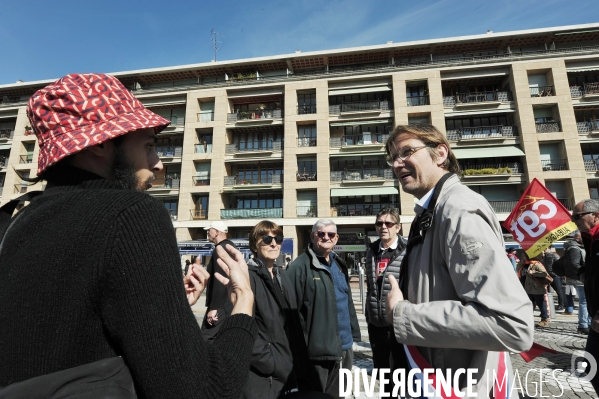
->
xmin=0 ymin=74 xmax=257 ymax=398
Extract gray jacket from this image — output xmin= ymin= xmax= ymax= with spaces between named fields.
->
xmin=392 ymin=175 xmax=534 ymax=398
xmin=364 ymin=238 xmax=406 ymax=327
xmin=563 ymin=240 xmax=586 ymax=286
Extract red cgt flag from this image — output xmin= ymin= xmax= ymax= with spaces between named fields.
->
xmin=502 ymin=178 xmax=577 ymax=259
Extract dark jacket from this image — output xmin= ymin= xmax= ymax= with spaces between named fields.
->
xmin=563 ymin=240 xmax=585 ymax=285
xmin=243 ymin=258 xmax=307 ymax=399
xmin=364 ymin=238 xmax=406 ymax=327
xmin=582 ymin=226 xmax=599 ymax=317
xmin=543 ymin=250 xmax=560 ymax=277
xmin=0 ymin=166 xmax=257 ymax=399
xmin=286 ymin=245 xmax=361 ymax=362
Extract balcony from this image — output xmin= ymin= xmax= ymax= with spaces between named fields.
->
xmin=407 ymin=96 xmax=429 ymax=106
xmin=224 ymin=174 xmax=282 ymax=186
xmin=190 ymin=209 xmax=208 ymax=220
xmin=330 ymin=133 xmax=389 ymax=147
xmin=570 ymin=82 xmax=599 ymax=98
xmin=443 ymin=91 xmax=511 ymax=107
xmin=19 ymin=154 xmax=33 ymax=164
xmin=298 ymin=105 xmax=317 ymax=115
xmin=297 ymin=205 xmax=317 ymax=218
xmin=195 ymin=143 xmax=213 ymax=153
xmin=167 ymin=210 xmax=178 ymax=221
xmin=329 ymin=100 xmax=391 ymax=115
xmin=530 ymin=86 xmax=554 ymax=97
xmin=488 ymin=200 xmax=519 ymax=213
xmin=558 ymin=198 xmax=574 ymax=211
xmin=577 ymin=121 xmax=599 ymax=133
xmin=296 ymin=172 xmax=317 ymax=182
xmin=0 ymin=185 xmax=3 ymax=196
xmin=461 ymin=163 xmax=523 ymax=175
xmin=151 ymin=177 xmax=180 ymax=189
xmin=225 ymin=141 xmax=283 ymax=154
xmin=584 ymin=159 xmax=599 ymax=172
xmin=446 ymin=125 xmax=517 ymax=141
xmin=197 ymin=112 xmax=215 ymax=122
xmin=298 ymin=137 xmax=317 ymax=147
xmin=221 ymin=208 xmax=283 ymax=219
xmin=536 ymin=121 xmax=561 ymax=133
xmin=0 ymin=156 xmax=6 ymax=168
xmin=14 ymin=184 xmax=28 ymax=194
xmin=156 ymin=146 xmax=183 ymax=157
xmin=192 ymin=175 xmax=210 ymax=186
xmin=331 ymin=203 xmax=399 ymax=217
xmin=541 ymin=159 xmax=568 ymax=171
xmin=330 ymin=169 xmax=394 ymax=182
xmin=0 ymin=130 xmax=14 ymax=140
xmin=227 ymin=109 xmax=282 ymax=123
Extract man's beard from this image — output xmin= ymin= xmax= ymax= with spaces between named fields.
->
xmin=111 ymin=146 xmax=152 ymax=191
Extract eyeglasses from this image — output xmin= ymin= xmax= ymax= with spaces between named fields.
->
xmin=375 ymin=221 xmax=397 ymax=228
xmin=316 ymin=231 xmax=337 ymax=239
xmin=571 ymin=212 xmax=594 ymax=221
xmin=261 ymin=235 xmax=284 ymax=245
xmin=385 ymin=146 xmax=430 ymax=167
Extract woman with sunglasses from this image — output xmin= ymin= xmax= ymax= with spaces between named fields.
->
xmin=243 ymin=220 xmax=307 ymax=399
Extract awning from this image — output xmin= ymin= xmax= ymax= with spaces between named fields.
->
xmin=331 ymin=187 xmax=398 ymax=197
xmin=330 ymin=119 xmax=392 ymax=127
xmin=330 ymin=152 xmax=385 ymax=158
xmin=0 ymin=144 xmax=12 ymax=150
xmin=453 ymin=145 xmax=525 ymax=159
xmin=329 ymin=85 xmax=392 ymax=96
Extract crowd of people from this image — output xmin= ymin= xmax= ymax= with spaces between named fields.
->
xmin=0 ymin=73 xmax=598 ymax=398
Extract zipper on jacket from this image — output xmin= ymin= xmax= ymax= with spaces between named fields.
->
xmin=269 ymin=376 xmax=272 ymax=387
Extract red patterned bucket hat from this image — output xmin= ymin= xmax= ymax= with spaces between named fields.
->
xmin=26 ymin=73 xmax=170 ymax=175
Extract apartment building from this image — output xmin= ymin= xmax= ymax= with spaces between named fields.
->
xmin=1 ymin=23 xmax=599 ymax=266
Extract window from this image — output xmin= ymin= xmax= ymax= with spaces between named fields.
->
xmin=196 ymin=132 xmax=213 ymax=153
xmin=233 ymin=163 xmax=283 ymax=184
xmin=298 ymin=93 xmax=316 ymax=114
xmin=233 ymin=194 xmax=283 ymax=209
xmin=163 ymin=200 xmax=178 ymax=220
xmin=298 ymin=125 xmax=317 ymax=147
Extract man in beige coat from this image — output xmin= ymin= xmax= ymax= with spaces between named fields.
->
xmin=385 ymin=125 xmax=533 ymax=398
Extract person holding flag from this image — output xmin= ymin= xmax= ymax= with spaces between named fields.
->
xmin=384 ymin=124 xmax=533 ymax=398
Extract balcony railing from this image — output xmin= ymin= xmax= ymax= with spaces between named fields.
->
xmin=0 ymin=130 xmax=14 ymax=140
xmin=530 ymin=86 xmax=554 ymax=97
xmin=584 ymin=159 xmax=599 ymax=172
xmin=331 ymin=203 xmax=399 ymax=217
xmin=443 ymin=91 xmax=511 ymax=106
xmin=330 ymin=133 xmax=389 ymax=147
xmin=197 ymin=111 xmax=215 ymax=122
xmin=0 ymin=186 xmax=3 ymax=196
xmin=298 ymin=137 xmax=317 ymax=147
xmin=190 ymin=209 xmax=208 ymax=220
xmin=225 ymin=141 xmax=283 ymax=153
xmin=330 ymin=169 xmax=394 ymax=181
xmin=446 ymin=125 xmax=517 ymax=141
xmin=541 ymin=159 xmax=568 ymax=171
xmin=20 ymin=154 xmax=33 ymax=164
xmin=298 ymin=104 xmax=317 ymax=114
xmin=156 ymin=146 xmax=183 ymax=157
xmin=407 ymin=96 xmax=429 ymax=106
xmin=14 ymin=184 xmax=28 ymax=194
xmin=297 ymin=205 xmax=317 ymax=218
xmin=577 ymin=121 xmax=599 ymax=133
xmin=570 ymin=83 xmax=599 ymax=98
xmin=558 ymin=198 xmax=574 ymax=211
xmin=221 ymin=208 xmax=283 ymax=219
xmin=488 ymin=200 xmax=519 ymax=213
xmin=535 ymin=121 xmax=561 ymax=133
xmin=194 ymin=143 xmax=213 ymax=153
xmin=227 ymin=109 xmax=282 ymax=122
xmin=296 ymin=172 xmax=316 ymax=182
xmin=460 ymin=162 xmax=523 ymax=175
xmin=167 ymin=210 xmax=178 ymax=221
xmin=192 ymin=175 xmax=210 ymax=186
xmin=224 ymin=174 xmax=282 ymax=186
xmin=168 ymin=116 xmax=185 ymax=126
xmin=151 ymin=177 xmax=180 ymax=189
xmin=329 ymin=100 xmax=391 ymax=114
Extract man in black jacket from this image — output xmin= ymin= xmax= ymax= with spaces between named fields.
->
xmin=365 ymin=207 xmax=406 ymax=373
xmin=202 ymin=221 xmax=237 ymax=342
xmin=0 ymin=73 xmax=257 ymax=399
xmin=542 ymin=246 xmax=564 ymax=310
xmin=287 ymin=219 xmax=361 ymax=399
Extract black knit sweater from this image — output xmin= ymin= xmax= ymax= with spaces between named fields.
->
xmin=0 ymin=166 xmax=257 ymax=398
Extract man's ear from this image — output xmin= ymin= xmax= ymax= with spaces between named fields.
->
xmin=435 ymin=144 xmax=449 ymax=166
xmin=85 ymin=141 xmax=115 ymax=158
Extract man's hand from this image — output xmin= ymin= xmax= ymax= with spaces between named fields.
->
xmin=206 ymin=309 xmax=219 ymax=325
xmin=592 ymin=314 xmax=599 ymax=333
xmin=386 ymin=275 xmax=404 ymax=325
xmin=184 ymin=265 xmax=210 ymax=306
xmin=215 ymin=244 xmax=254 ymax=317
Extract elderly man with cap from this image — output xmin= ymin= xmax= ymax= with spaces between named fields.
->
xmin=202 ymin=221 xmax=238 ymax=341
xmin=0 ymin=74 xmax=256 ymax=399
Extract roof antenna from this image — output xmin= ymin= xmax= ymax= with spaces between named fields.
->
xmin=210 ymin=29 xmax=225 ymax=62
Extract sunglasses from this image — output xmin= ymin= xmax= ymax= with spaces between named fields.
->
xmin=571 ymin=212 xmax=594 ymax=221
xmin=316 ymin=231 xmax=337 ymax=239
xmin=375 ymin=221 xmax=397 ymax=228
xmin=261 ymin=235 xmax=284 ymax=245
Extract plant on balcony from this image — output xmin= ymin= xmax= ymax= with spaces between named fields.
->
xmin=462 ymin=167 xmax=513 ymax=176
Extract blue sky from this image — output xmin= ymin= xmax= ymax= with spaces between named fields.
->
xmin=0 ymin=0 xmax=597 ymax=85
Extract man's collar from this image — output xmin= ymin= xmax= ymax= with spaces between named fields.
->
xmin=414 ymin=187 xmax=435 ymax=214
xmin=379 ymin=237 xmax=399 ymax=251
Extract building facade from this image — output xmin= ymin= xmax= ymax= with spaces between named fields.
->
xmin=1 ymin=23 xmax=599 ymax=266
